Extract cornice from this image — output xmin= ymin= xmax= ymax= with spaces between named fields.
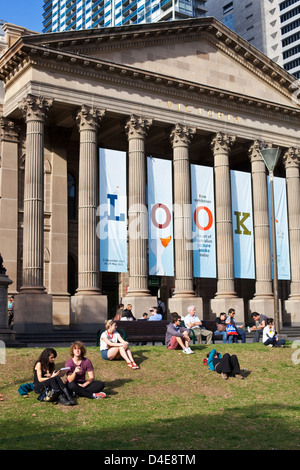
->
xmin=14 ymin=17 xmax=296 ymax=99
xmin=0 ymin=18 xmax=299 ymax=121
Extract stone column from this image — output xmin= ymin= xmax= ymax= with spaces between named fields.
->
xmin=124 ymin=114 xmax=157 ymax=315
xmin=19 ymin=95 xmax=52 ymax=292
xmin=71 ymin=105 xmax=107 ymax=331
xmin=0 ymin=118 xmax=19 ymax=294
xmin=76 ymin=105 xmax=104 ymax=295
xmin=283 ymin=147 xmax=300 ymax=326
xmin=168 ymin=123 xmax=203 ymax=319
xmin=14 ymin=95 xmax=53 ymax=333
xmin=248 ymin=140 xmax=274 ymax=317
xmin=210 ymin=132 xmax=244 ymax=322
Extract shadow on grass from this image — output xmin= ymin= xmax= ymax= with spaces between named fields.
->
xmin=0 ymin=401 xmax=299 ymax=450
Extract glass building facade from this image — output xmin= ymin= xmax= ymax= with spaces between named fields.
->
xmin=43 ymin=0 xmax=207 ymax=32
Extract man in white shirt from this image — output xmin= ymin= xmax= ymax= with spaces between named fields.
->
xmin=184 ymin=305 xmax=213 ymax=344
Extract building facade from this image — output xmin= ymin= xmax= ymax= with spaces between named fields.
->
xmin=43 ymin=0 xmax=207 ymax=32
xmin=206 ymin=0 xmax=300 ymax=79
xmin=1 ymin=17 xmax=300 ymax=337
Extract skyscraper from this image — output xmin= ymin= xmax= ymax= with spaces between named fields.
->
xmin=206 ymin=0 xmax=300 ymax=79
xmin=43 ymin=0 xmax=207 ymax=33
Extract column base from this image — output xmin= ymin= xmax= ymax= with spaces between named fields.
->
xmin=123 ymin=295 xmax=157 ymax=319
xmin=0 ymin=327 xmax=16 ymax=344
xmin=210 ymin=297 xmax=244 ymax=323
xmin=168 ymin=297 xmax=203 ymax=320
xmin=14 ymin=292 xmax=53 ymax=333
xmin=70 ymin=294 xmax=107 ymax=332
xmin=52 ymin=294 xmax=70 ymax=327
xmin=284 ymin=299 xmax=300 ymax=327
xmin=249 ymin=297 xmax=281 ymax=323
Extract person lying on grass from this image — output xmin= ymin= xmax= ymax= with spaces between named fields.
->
xmin=65 ymin=341 xmax=106 ymax=399
xmin=100 ymin=319 xmax=139 ymax=369
xmin=206 ymin=348 xmax=244 ymax=380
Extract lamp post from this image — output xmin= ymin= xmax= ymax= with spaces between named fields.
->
xmin=259 ymin=148 xmax=281 ymax=333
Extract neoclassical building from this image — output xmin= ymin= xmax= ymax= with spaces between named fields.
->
xmin=1 ymin=17 xmax=300 ymax=336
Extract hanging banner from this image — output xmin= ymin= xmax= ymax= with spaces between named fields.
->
xmin=191 ymin=164 xmax=216 ymax=278
xmin=147 ymin=157 xmax=174 ymax=276
xmin=268 ymin=176 xmax=291 ymax=280
xmin=98 ymin=148 xmax=127 ymax=272
xmin=230 ymin=170 xmax=255 ymax=279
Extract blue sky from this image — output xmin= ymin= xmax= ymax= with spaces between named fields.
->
xmin=1 ymin=1 xmax=43 ymax=33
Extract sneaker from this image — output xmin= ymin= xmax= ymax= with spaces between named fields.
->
xmin=221 ymin=373 xmax=228 ymax=380
xmin=182 ymin=348 xmax=189 ymax=354
xmin=93 ymin=392 xmax=106 ymax=399
xmin=186 ymin=347 xmax=194 ymax=354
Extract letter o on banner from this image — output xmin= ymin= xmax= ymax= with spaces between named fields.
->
xmin=194 ymin=206 xmax=213 ymax=231
xmin=151 ymin=203 xmax=171 ymax=229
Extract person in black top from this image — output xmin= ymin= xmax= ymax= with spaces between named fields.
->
xmin=33 ymin=348 xmax=77 ymax=406
xmin=214 ymin=312 xmax=228 ymax=343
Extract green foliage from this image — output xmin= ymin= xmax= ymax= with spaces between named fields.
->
xmin=0 ymin=343 xmax=299 ymax=450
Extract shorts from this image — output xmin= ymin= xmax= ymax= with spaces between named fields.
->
xmin=167 ymin=336 xmax=182 ymax=350
xmin=100 ymin=349 xmax=110 ymax=360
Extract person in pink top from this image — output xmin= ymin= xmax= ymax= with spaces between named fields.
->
xmin=65 ymin=341 xmax=106 ymax=399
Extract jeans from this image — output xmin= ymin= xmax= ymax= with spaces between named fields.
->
xmin=264 ymin=338 xmax=286 ymax=347
xmin=231 ymin=328 xmax=246 ymax=343
xmin=217 ymin=330 xmax=228 ymax=344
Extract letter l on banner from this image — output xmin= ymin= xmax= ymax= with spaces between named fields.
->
xmin=99 ymin=148 xmax=127 ymax=272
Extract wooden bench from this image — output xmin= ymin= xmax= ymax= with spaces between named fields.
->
xmin=115 ymin=320 xmax=170 ymax=344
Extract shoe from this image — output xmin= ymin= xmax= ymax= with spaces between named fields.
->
xmin=93 ymin=392 xmax=106 ymax=399
xmin=182 ymin=348 xmax=189 ymax=354
xmin=58 ymin=394 xmax=74 ymax=406
xmin=62 ymin=387 xmax=77 ymax=406
xmin=187 ymin=347 xmax=194 ymax=354
xmin=235 ymin=374 xmax=244 ymax=380
xmin=131 ymin=361 xmax=139 ymax=369
xmin=221 ymin=373 xmax=228 ymax=380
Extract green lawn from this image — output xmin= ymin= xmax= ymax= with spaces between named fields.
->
xmin=0 ymin=342 xmax=299 ymax=450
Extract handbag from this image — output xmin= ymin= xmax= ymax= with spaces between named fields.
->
xmin=217 ymin=323 xmax=226 ymax=332
xmin=226 ymin=324 xmax=238 ymax=335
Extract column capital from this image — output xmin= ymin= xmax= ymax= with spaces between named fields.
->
xmin=283 ymin=147 xmax=300 ymax=169
xmin=170 ymin=123 xmax=196 ymax=148
xmin=75 ymin=105 xmax=105 ymax=131
xmin=19 ymin=94 xmax=53 ymax=123
xmin=211 ymin=132 xmax=236 ymax=155
xmin=248 ymin=139 xmax=267 ymax=163
xmin=125 ymin=114 xmax=152 ymax=139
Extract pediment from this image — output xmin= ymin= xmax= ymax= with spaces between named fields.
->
xmin=1 ymin=17 xmax=299 ymax=113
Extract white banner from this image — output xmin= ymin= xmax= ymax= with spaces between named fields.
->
xmin=147 ymin=157 xmax=174 ymax=276
xmin=191 ymin=164 xmax=216 ymax=278
xmin=99 ymin=149 xmax=127 ymax=273
xmin=268 ymin=176 xmax=291 ymax=280
xmin=231 ymin=170 xmax=255 ymax=279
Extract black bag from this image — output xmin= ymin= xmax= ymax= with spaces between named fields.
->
xmin=37 ymin=387 xmax=57 ymax=402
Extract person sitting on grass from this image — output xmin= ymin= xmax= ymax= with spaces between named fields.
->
xmin=100 ymin=319 xmax=139 ymax=369
xmin=206 ymin=348 xmax=244 ymax=380
xmin=65 ymin=341 xmax=106 ymax=399
xmin=165 ymin=312 xmax=194 ymax=354
xmin=263 ymin=318 xmax=286 ymax=348
xmin=34 ymin=347 xmax=77 ymax=406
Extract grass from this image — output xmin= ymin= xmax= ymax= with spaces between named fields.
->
xmin=0 ymin=342 xmax=299 ymax=451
